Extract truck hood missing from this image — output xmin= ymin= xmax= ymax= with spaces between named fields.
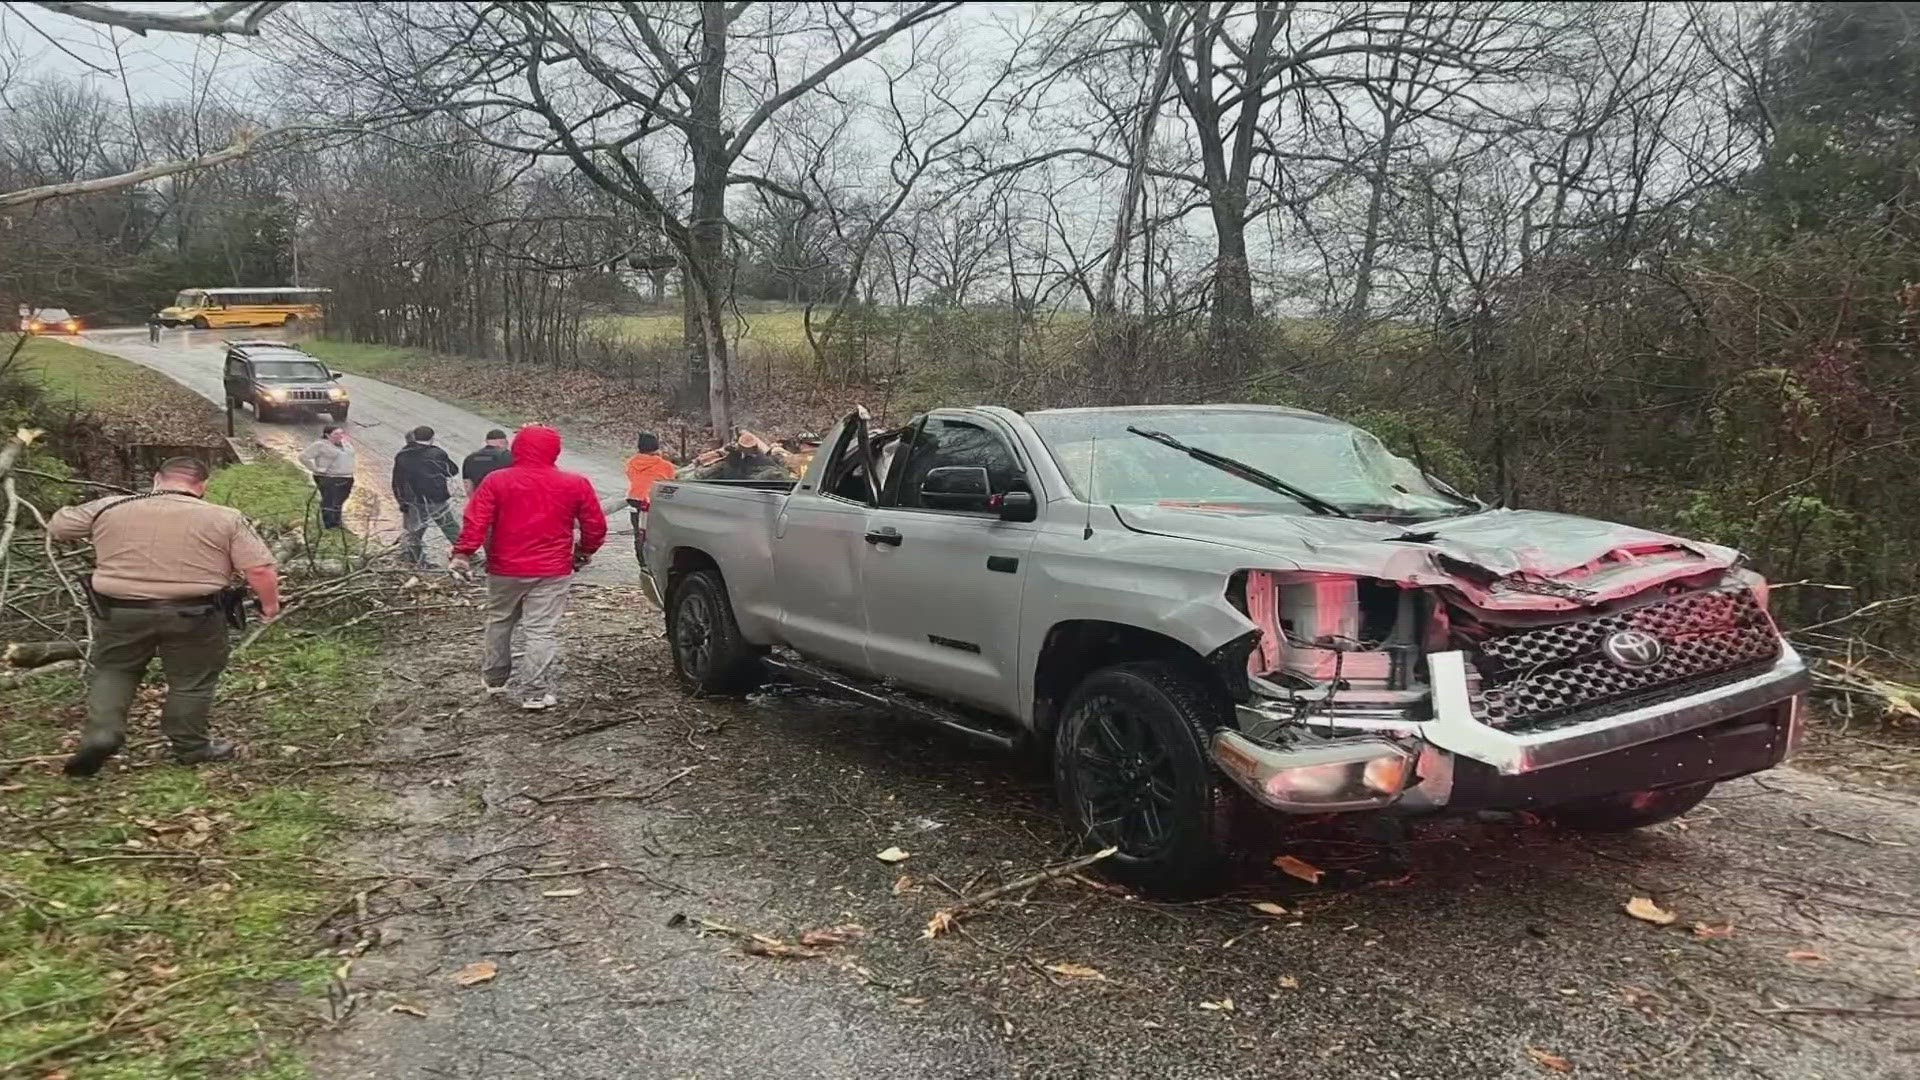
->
xmin=1114 ymin=505 xmax=1741 ymax=611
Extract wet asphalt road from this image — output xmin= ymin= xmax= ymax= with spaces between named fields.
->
xmin=80 ymin=327 xmax=635 ymax=581
xmin=306 ymin=591 xmax=1920 ymax=1080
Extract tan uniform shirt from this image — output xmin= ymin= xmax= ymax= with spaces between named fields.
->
xmin=49 ymin=491 xmax=276 ymax=601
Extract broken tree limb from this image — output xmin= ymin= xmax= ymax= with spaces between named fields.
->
xmin=522 ymin=765 xmax=696 ymax=806
xmin=923 ymin=846 xmax=1119 ymax=939
xmin=0 ymin=659 xmax=78 ymax=688
xmin=5 ymin=641 xmax=85 ymax=668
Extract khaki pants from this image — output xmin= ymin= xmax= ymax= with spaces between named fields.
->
xmin=86 ymin=603 xmax=229 ymax=753
xmin=483 ymin=575 xmax=570 ymax=701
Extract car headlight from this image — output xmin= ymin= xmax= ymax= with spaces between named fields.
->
xmin=328 ymin=387 xmax=348 ymax=400
xmin=263 ymin=389 xmax=287 ymax=402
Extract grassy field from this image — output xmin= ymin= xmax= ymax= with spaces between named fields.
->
xmin=0 ymin=458 xmax=378 ymax=1078
xmin=4 ymin=335 xmax=216 ymax=421
xmin=591 ymin=304 xmax=812 ymax=346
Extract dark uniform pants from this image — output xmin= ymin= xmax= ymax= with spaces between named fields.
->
xmin=85 ymin=604 xmax=230 ymax=753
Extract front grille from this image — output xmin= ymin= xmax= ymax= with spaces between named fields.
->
xmin=1472 ymin=587 xmax=1780 ymax=731
xmin=286 ymin=389 xmax=330 ymax=402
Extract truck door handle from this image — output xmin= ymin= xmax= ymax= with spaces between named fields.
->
xmin=863 ymin=528 xmax=903 ymax=547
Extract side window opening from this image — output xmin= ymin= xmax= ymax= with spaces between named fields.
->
xmin=823 ymin=424 xmax=905 ymax=504
xmin=895 ymin=418 xmax=1028 ymax=513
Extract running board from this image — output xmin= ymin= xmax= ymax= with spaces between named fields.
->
xmin=763 ymin=654 xmax=1019 ymax=750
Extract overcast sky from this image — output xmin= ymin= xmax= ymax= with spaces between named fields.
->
xmin=1 ymin=2 xmax=268 ymax=103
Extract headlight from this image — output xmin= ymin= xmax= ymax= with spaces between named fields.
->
xmin=328 ymin=387 xmax=348 ymax=400
xmin=64 ymin=320 xmax=80 ymax=332
xmin=263 ymin=389 xmax=287 ymax=402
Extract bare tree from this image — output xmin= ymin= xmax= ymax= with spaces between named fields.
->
xmin=288 ymin=1 xmax=964 ymax=434
xmin=25 ymin=2 xmax=286 ymax=38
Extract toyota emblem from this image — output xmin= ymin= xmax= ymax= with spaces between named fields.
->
xmin=1602 ymin=629 xmax=1666 ymax=669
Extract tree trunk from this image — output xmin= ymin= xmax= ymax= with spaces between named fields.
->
xmin=1207 ymin=204 xmax=1257 ymax=378
xmin=679 ymin=2 xmax=730 ymax=428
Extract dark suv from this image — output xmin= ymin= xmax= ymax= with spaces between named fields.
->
xmin=221 ymin=341 xmax=349 ymax=422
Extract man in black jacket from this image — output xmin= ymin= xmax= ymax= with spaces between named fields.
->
xmin=393 ymin=425 xmax=461 ymax=568
xmin=462 ymin=428 xmax=513 ymax=494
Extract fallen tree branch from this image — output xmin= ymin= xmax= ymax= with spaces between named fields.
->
xmin=923 ymin=846 xmax=1119 ymax=939
xmin=1756 ymin=1004 xmax=1920 ymax=1019
xmin=522 ymin=765 xmax=696 ymax=806
xmin=0 ymin=659 xmax=79 ymax=688
xmin=5 ymin=641 xmax=85 ymax=668
xmin=301 ymin=749 xmax=463 ymax=771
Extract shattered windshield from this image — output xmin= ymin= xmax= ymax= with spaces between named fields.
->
xmin=1028 ymin=408 xmax=1468 ymax=520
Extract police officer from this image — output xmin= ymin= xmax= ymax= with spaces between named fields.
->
xmin=48 ymin=457 xmax=282 ymax=777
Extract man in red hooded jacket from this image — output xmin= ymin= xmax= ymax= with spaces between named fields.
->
xmin=449 ymin=425 xmax=607 ymax=710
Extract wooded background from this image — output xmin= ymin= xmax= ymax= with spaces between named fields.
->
xmin=2 ymin=1 xmax=1916 ymax=643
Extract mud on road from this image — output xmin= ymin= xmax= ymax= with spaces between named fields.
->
xmin=301 ymin=587 xmax=1919 ymax=1080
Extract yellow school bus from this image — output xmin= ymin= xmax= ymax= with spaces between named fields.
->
xmin=155 ymin=287 xmax=329 ymax=329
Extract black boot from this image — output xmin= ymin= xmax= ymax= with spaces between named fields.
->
xmin=173 ymin=739 xmax=236 ymax=766
xmin=63 ymin=734 xmax=126 ymax=778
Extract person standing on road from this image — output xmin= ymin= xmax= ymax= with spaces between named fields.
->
xmin=461 ymin=428 xmax=513 ymax=495
xmin=393 ymin=425 xmax=462 ymax=569
xmin=297 ymin=424 xmax=355 ymax=530
xmin=449 ymin=425 xmax=606 ymax=711
xmin=624 ymin=431 xmax=677 ymax=511
xmin=48 ymin=457 xmax=282 ymax=776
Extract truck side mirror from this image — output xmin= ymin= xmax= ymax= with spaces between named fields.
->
xmin=920 ymin=466 xmax=992 ymax=511
xmin=992 ymin=490 xmax=1038 ymax=522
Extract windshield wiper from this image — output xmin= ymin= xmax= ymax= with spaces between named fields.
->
xmin=1125 ymin=426 xmax=1351 ymax=518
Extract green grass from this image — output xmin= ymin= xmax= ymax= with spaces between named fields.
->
xmin=591 ymin=305 xmax=812 ymax=346
xmin=0 ymin=614 xmax=378 ymax=1077
xmin=4 ymin=335 xmax=217 ymax=420
xmin=295 ymin=339 xmax=425 ymax=380
xmin=206 ymin=459 xmax=315 ymax=531
xmin=299 ymin=340 xmax=529 ymax=425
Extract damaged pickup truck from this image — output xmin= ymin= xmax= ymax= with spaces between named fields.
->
xmin=640 ymin=405 xmax=1810 ymax=893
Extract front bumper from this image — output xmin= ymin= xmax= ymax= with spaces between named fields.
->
xmin=1213 ymin=643 xmax=1810 ymax=813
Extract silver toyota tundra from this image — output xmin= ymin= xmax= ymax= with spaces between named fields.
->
xmin=641 ymin=405 xmax=1809 ymax=894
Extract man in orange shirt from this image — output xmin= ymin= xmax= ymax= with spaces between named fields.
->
xmin=624 ymin=432 xmax=677 ymax=562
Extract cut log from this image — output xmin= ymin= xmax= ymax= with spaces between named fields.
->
xmin=5 ymin=641 xmax=86 ymax=668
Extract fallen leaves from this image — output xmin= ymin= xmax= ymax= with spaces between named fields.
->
xmin=1277 ymin=975 xmax=1300 ymax=989
xmin=1692 ymin=922 xmax=1735 ymax=939
xmin=875 ymin=846 xmax=911 ymax=863
xmin=1785 ymin=950 xmax=1829 ymax=963
xmin=1249 ymin=901 xmax=1291 ymax=917
xmin=1273 ymin=855 xmax=1324 ymax=885
xmin=799 ymin=925 xmax=865 ymax=948
xmin=892 ymin=874 xmax=919 ymax=895
xmin=541 ymin=888 xmax=584 ymax=899
xmin=1199 ymin=996 xmax=1235 ymax=1012
xmin=1043 ymin=962 xmax=1106 ymax=981
xmin=452 ymin=960 xmax=498 ymax=987
xmin=1624 ymin=896 xmax=1677 ymax=926
xmin=923 ymin=910 xmax=957 ymax=939
xmin=388 ymin=1002 xmax=429 ymax=1018
xmin=1526 ymin=1047 xmax=1574 ymax=1073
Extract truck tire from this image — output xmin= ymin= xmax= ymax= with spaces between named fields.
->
xmin=191 ymin=316 xmax=210 ymax=330
xmin=329 ymin=406 xmax=349 ymax=422
xmin=1054 ymin=661 xmax=1235 ymax=897
xmin=667 ymin=569 xmax=764 ymax=693
xmin=1545 ymin=781 xmax=1714 ymax=831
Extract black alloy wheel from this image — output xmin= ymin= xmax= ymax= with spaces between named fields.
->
xmin=1054 ymin=661 xmax=1235 ymax=896
xmin=666 ymin=569 xmax=763 ymax=693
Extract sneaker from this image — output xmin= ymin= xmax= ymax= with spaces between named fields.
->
xmin=482 ymin=678 xmax=510 ymax=698
xmin=520 ymin=694 xmax=557 ymax=711
xmin=62 ymin=735 xmax=126 ymax=778
xmin=174 ymin=739 xmax=236 ymax=766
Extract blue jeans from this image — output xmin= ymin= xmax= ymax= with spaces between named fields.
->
xmin=400 ymin=500 xmax=461 ymax=566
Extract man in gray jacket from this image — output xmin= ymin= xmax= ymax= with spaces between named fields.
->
xmin=297 ymin=424 xmax=356 ymax=529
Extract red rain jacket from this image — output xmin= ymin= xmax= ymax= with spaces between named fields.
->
xmin=453 ymin=425 xmax=607 ymax=577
